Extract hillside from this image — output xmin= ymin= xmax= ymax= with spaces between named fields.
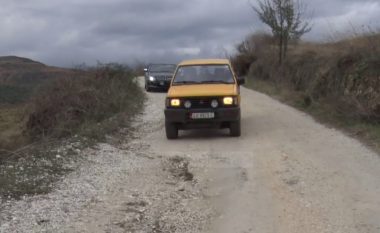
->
xmin=0 ymin=59 xmax=143 ymax=159
xmin=0 ymin=56 xmax=79 ymax=104
xmin=0 ymin=56 xmax=82 ymax=152
xmin=232 ymin=33 xmax=380 ymax=152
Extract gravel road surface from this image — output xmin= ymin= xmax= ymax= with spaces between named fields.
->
xmin=1 ymin=77 xmax=379 ymax=233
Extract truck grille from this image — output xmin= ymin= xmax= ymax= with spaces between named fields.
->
xmin=166 ymin=97 xmax=237 ymax=109
xmin=156 ymin=75 xmax=172 ymax=81
xmin=182 ymin=97 xmax=223 ymax=109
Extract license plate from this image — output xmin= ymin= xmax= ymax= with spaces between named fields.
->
xmin=191 ymin=112 xmax=215 ymax=119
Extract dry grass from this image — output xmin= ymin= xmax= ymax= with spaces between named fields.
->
xmin=1 ymin=64 xmax=144 ymax=160
xmin=0 ymin=62 xmax=145 ymax=199
xmin=26 ymin=64 xmax=144 ymax=138
xmin=0 ymin=106 xmax=28 ymax=153
xmin=248 ymin=33 xmax=380 ymax=120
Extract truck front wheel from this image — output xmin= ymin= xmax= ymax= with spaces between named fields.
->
xmin=230 ymin=120 xmax=241 ymax=137
xmin=165 ymin=121 xmax=178 ymax=139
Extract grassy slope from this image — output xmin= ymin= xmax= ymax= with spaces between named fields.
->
xmin=0 ymin=57 xmax=144 ymax=155
xmin=236 ymin=33 xmax=380 ymax=154
xmin=26 ymin=64 xmax=145 ymax=139
xmin=0 ymin=56 xmax=77 ymax=152
xmin=0 ymin=60 xmax=145 ymax=199
xmin=0 ymin=106 xmax=28 ymax=152
xmin=0 ymin=56 xmax=79 ymax=104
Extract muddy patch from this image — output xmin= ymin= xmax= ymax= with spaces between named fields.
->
xmin=112 ymin=200 xmax=148 ymax=231
xmin=202 ymin=166 xmax=248 ymax=198
xmin=284 ymin=176 xmax=300 ymax=186
xmin=164 ymin=156 xmax=194 ymax=181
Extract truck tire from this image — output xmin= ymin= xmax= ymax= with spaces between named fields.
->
xmin=165 ymin=122 xmax=178 ymax=139
xmin=230 ymin=120 xmax=241 ymax=137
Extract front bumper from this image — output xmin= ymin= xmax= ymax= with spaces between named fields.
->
xmin=165 ymin=107 xmax=240 ymax=128
xmin=146 ymin=80 xmax=170 ymax=89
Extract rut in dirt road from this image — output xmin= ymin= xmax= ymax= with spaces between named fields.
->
xmin=1 ymin=77 xmax=380 ymax=233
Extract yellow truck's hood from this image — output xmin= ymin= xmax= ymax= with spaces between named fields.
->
xmin=167 ymin=84 xmax=238 ymax=97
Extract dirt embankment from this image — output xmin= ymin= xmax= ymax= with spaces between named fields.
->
xmin=232 ymin=33 xmax=380 ymax=152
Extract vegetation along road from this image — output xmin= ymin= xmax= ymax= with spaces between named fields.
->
xmin=1 ymin=77 xmax=379 ymax=233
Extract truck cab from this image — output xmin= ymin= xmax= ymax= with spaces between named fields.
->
xmin=164 ymin=59 xmax=245 ymax=139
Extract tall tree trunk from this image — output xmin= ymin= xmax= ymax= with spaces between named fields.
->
xmin=279 ymin=35 xmax=283 ymax=65
xmin=278 ymin=0 xmax=284 ymax=65
xmin=284 ymin=35 xmax=288 ymax=60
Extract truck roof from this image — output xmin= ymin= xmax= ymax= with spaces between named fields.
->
xmin=178 ymin=59 xmax=231 ymax=66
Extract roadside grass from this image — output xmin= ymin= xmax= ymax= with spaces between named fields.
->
xmin=245 ymin=78 xmax=380 ymax=153
xmin=0 ymin=106 xmax=28 ymax=154
xmin=0 ymin=138 xmax=87 ymax=200
xmin=0 ymin=64 xmax=145 ymax=200
xmin=26 ymin=63 xmax=145 ymax=139
xmin=0 ymin=86 xmax=33 ymax=104
xmin=233 ymin=31 xmax=380 ymax=155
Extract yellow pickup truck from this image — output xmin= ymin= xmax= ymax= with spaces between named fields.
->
xmin=164 ymin=59 xmax=245 ymax=139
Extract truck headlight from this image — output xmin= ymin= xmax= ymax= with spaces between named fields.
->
xmin=170 ymin=99 xmax=181 ymax=107
xmin=149 ymin=76 xmax=155 ymax=82
xmin=223 ymin=97 xmax=234 ymax=105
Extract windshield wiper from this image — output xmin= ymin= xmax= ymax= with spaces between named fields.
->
xmin=173 ymin=81 xmax=200 ymax=85
xmin=200 ymin=80 xmax=233 ymax=84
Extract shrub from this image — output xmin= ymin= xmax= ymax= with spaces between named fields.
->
xmin=231 ymin=32 xmax=274 ymax=76
xmin=0 ymin=86 xmax=32 ymax=104
xmin=235 ymin=32 xmax=380 ymax=122
xmin=26 ymin=64 xmax=144 ymax=138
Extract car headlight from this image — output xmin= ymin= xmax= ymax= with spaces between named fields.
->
xmin=170 ymin=99 xmax=181 ymax=107
xmin=223 ymin=97 xmax=234 ymax=105
xmin=149 ymin=76 xmax=155 ymax=82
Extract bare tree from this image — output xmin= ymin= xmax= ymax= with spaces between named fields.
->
xmin=251 ymin=0 xmax=312 ymax=64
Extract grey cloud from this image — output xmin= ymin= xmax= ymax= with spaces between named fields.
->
xmin=0 ymin=0 xmax=379 ymax=67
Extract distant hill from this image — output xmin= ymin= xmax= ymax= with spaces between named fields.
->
xmin=0 ymin=56 xmax=78 ymax=85
xmin=0 ymin=56 xmax=81 ymax=104
xmin=0 ymin=56 xmax=45 ymax=66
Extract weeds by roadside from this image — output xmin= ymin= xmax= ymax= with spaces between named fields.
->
xmin=27 ymin=63 xmax=144 ymax=139
xmin=0 ymin=137 xmax=85 ymax=200
xmin=0 ymin=63 xmax=145 ymax=200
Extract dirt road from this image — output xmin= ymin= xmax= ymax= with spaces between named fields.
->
xmin=142 ymin=80 xmax=380 ymax=233
xmin=1 ymin=77 xmax=380 ymax=232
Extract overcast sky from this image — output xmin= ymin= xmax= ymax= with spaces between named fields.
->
xmin=0 ymin=0 xmax=379 ymax=67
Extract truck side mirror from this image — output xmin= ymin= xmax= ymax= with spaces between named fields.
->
xmin=237 ymin=76 xmax=245 ymax=85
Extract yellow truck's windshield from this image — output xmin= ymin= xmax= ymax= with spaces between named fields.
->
xmin=173 ymin=65 xmax=235 ymax=85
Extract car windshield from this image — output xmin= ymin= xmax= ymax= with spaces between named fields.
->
xmin=149 ymin=64 xmax=176 ymax=72
xmin=173 ymin=65 xmax=235 ymax=85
